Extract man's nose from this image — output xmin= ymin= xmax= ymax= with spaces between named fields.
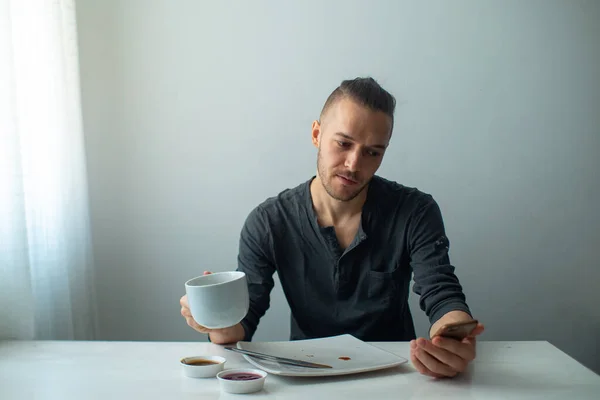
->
xmin=344 ymin=150 xmax=361 ymax=172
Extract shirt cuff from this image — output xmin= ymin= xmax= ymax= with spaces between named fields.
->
xmin=429 ymin=300 xmax=473 ymax=328
xmin=240 ymin=320 xmax=253 ymax=342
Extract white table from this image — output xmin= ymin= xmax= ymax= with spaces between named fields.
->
xmin=1 ymin=340 xmax=599 ymax=399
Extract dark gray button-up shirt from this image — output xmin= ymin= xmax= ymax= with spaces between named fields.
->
xmin=237 ymin=175 xmax=471 ymax=341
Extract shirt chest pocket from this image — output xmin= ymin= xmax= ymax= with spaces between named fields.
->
xmin=367 ymin=267 xmax=402 ymax=301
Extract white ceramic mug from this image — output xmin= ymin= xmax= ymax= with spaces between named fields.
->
xmin=184 ymin=271 xmax=249 ymax=329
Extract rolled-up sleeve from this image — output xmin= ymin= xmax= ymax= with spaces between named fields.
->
xmin=237 ymin=206 xmax=276 ymax=341
xmin=408 ymin=196 xmax=472 ymax=327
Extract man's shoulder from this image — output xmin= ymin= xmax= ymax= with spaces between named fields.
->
xmin=370 ymin=175 xmax=435 ymax=207
xmin=248 ymin=179 xmax=310 ymax=221
xmin=258 ymin=179 xmax=307 ymax=209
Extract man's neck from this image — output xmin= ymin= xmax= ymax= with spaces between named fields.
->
xmin=310 ymin=175 xmax=367 ymax=226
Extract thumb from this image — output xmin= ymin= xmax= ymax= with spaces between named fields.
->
xmin=470 ymin=323 xmax=485 ymax=337
xmin=463 ymin=323 xmax=485 ymax=344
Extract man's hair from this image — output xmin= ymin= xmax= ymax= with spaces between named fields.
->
xmin=319 ymin=77 xmax=396 ymax=133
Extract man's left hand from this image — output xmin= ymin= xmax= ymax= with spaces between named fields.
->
xmin=410 ymin=312 xmax=485 ymax=378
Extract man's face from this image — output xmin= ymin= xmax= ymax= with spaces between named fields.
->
xmin=312 ymin=97 xmax=392 ymax=202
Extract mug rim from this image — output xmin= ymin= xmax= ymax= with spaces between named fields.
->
xmin=185 ymin=271 xmax=246 ymax=288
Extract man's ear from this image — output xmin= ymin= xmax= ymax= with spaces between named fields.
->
xmin=311 ymin=120 xmax=321 ymax=148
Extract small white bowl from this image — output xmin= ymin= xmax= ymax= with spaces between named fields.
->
xmin=180 ymin=355 xmax=226 ymax=378
xmin=216 ymin=368 xmax=267 ymax=394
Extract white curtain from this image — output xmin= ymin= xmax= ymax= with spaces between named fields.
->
xmin=0 ymin=0 xmax=97 ymax=340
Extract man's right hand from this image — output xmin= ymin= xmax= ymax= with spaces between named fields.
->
xmin=179 ymin=271 xmax=245 ymax=344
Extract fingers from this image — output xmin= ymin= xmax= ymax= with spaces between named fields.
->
xmin=431 ymin=336 xmax=475 ymax=361
xmin=469 ymin=323 xmax=485 ymax=337
xmin=182 ymin=310 xmax=210 ymax=333
xmin=187 ymin=318 xmax=208 ymax=333
xmin=179 ymin=294 xmax=210 ymax=334
xmin=422 ymin=338 xmax=469 ymax=372
xmin=410 ymin=340 xmax=445 ymax=378
xmin=417 ymin=348 xmax=458 ymax=377
xmin=179 ymin=273 xmax=214 ymax=333
xmin=411 ymin=339 xmax=456 ymax=378
xmin=179 ymin=305 xmax=198 ymax=328
xmin=462 ymin=336 xmax=477 ymax=358
xmin=410 ymin=351 xmax=445 ymax=378
xmin=180 ymin=305 xmax=191 ymax=318
xmin=410 ymin=325 xmax=481 ymax=379
xmin=180 ymin=295 xmax=189 ymax=308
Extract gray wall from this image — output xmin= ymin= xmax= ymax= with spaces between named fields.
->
xmin=75 ymin=0 xmax=600 ymax=373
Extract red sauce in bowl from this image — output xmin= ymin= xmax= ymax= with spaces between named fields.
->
xmin=220 ymin=372 xmax=262 ymax=381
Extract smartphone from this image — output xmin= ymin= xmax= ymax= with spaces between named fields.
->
xmin=431 ymin=320 xmax=478 ymax=340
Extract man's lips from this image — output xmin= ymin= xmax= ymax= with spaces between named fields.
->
xmin=337 ymin=174 xmax=358 ymax=185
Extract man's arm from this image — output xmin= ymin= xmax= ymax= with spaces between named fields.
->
xmin=179 ymin=206 xmax=276 ymax=345
xmin=233 ymin=206 xmax=277 ymax=342
xmin=408 ymin=195 xmax=472 ymax=327
xmin=407 ymin=195 xmax=484 ymax=378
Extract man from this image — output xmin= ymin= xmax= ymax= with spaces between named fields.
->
xmin=181 ymin=77 xmax=484 ymax=378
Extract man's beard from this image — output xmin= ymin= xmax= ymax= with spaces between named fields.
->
xmin=317 ymin=147 xmax=369 ymax=202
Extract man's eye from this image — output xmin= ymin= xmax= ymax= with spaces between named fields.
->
xmin=337 ymin=141 xmax=350 ymax=148
xmin=367 ymin=150 xmax=381 ymax=157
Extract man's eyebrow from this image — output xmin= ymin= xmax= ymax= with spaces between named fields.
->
xmin=334 ymin=132 xmax=387 ymax=150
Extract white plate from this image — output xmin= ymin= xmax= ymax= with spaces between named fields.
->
xmin=236 ymin=334 xmax=407 ymax=377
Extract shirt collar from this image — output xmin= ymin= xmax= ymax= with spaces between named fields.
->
xmin=303 ymin=175 xmax=380 ymax=241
